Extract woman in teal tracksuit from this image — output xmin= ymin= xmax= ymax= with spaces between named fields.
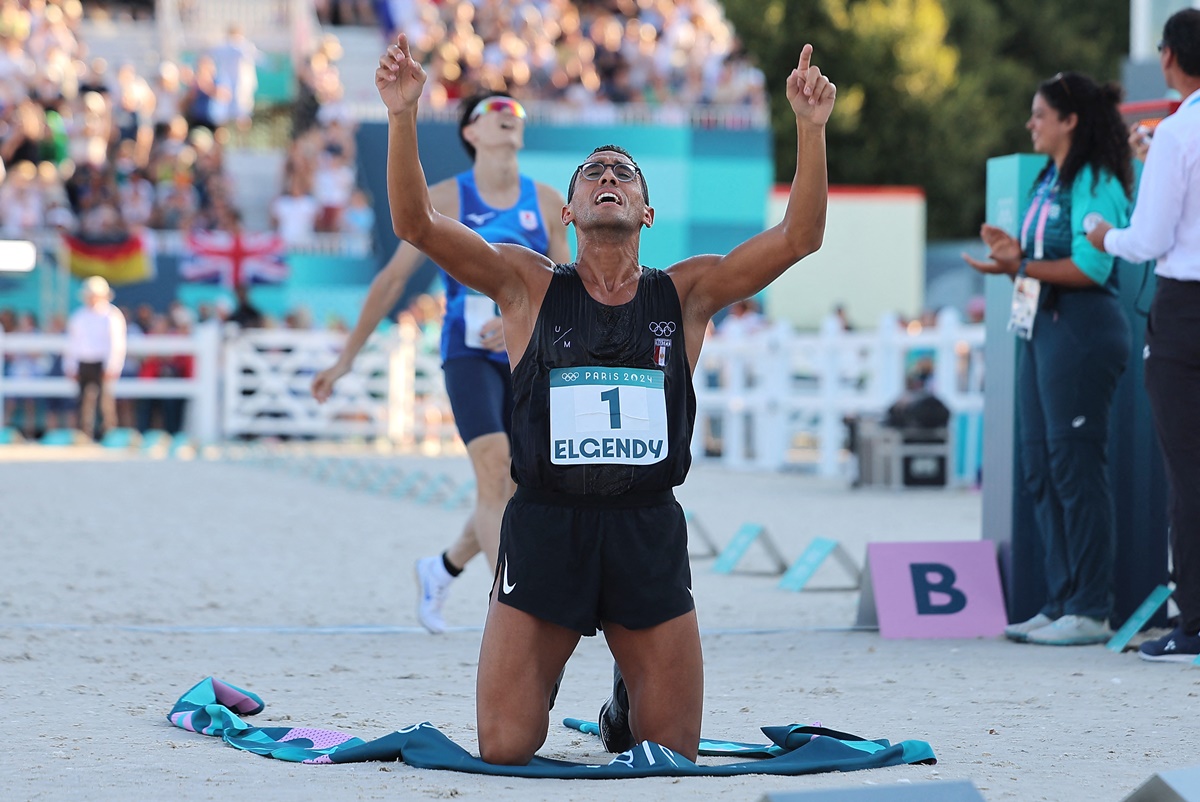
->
xmin=966 ymin=71 xmax=1134 ymax=646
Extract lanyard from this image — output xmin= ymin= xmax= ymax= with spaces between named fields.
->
xmin=1019 ymin=175 xmax=1056 ymax=260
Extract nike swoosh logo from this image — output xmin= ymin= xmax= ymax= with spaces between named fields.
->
xmin=502 ymin=561 xmax=517 ymax=595
xmin=466 ymin=212 xmax=497 ymax=226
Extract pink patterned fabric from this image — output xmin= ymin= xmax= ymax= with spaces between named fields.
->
xmin=280 ymin=728 xmax=355 ymax=749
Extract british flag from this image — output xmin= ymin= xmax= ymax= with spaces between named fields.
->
xmin=180 ymin=230 xmax=288 ymax=289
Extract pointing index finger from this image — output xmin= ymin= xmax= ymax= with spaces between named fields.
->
xmin=798 ymin=43 xmax=813 ymax=74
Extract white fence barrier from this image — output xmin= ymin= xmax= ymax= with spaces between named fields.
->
xmin=0 ymin=324 xmax=222 ymax=442
xmin=1 ymin=314 xmax=985 ymax=482
xmin=694 ymin=309 xmax=985 ymax=483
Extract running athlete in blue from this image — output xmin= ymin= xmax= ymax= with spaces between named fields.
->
xmin=313 ymin=91 xmax=570 ymax=633
xmin=377 ymin=34 xmax=835 ymax=764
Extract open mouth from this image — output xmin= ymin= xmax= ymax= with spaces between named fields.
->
xmin=595 ymin=192 xmax=621 ymax=206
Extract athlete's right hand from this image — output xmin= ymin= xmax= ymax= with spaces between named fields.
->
xmin=312 ymin=362 xmax=349 ymax=403
xmin=376 ymin=34 xmax=426 ymax=115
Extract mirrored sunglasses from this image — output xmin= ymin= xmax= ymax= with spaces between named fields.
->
xmin=577 ymin=161 xmax=640 ymax=182
xmin=468 ymin=97 xmax=526 ymax=122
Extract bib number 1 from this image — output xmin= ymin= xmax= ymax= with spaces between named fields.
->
xmin=549 ymin=366 xmax=669 ymax=465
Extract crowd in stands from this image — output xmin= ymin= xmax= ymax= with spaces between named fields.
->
xmin=360 ymin=0 xmax=767 ymax=114
xmin=0 ymin=0 xmax=765 ymax=439
xmin=0 ymin=0 xmax=373 ymax=246
xmin=0 ymin=0 xmax=766 ymax=251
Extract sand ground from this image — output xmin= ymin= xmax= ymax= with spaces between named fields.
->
xmin=1 ymin=446 xmax=1197 ymax=801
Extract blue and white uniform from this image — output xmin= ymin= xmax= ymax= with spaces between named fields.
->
xmin=440 ymin=170 xmax=550 ymax=443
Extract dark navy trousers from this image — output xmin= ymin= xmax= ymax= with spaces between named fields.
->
xmin=1018 ymin=289 xmax=1130 ymax=622
xmin=1144 ymin=277 xmax=1200 ymax=634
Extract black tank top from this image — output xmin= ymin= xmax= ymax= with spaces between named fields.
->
xmin=510 ymin=264 xmax=696 ymax=496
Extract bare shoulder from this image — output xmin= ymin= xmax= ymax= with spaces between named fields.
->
xmin=535 ymin=181 xmax=567 ymax=224
xmin=664 ymin=254 xmax=721 ymax=292
xmin=429 ymin=177 xmax=460 ymax=216
xmin=493 ymin=242 xmax=556 ymax=310
xmin=495 ymin=241 xmax=557 ymax=272
xmin=534 ymin=180 xmax=567 ymax=207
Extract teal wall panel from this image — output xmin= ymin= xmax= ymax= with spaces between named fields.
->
xmin=687 ymin=223 xmax=763 ymax=259
xmin=687 ymin=160 xmax=771 ymax=224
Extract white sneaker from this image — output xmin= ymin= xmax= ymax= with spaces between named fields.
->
xmin=1026 ymin=614 xmax=1112 ymax=646
xmin=1003 ymin=613 xmax=1055 ymax=643
xmin=415 ymin=556 xmax=453 ymax=634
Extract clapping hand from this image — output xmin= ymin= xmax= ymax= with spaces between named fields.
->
xmin=786 ymin=44 xmax=836 ymax=126
xmin=963 ymin=224 xmax=1021 ymax=276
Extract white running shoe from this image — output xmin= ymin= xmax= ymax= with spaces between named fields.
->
xmin=1003 ymin=613 xmax=1055 ymax=643
xmin=415 ymin=556 xmax=453 ymax=634
xmin=1026 ymin=614 xmax=1112 ymax=646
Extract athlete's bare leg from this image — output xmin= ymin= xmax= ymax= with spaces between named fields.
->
xmin=444 ymin=515 xmax=480 ymax=571
xmin=463 ymin=431 xmax=515 ymax=570
xmin=603 ymin=612 xmax=704 ymax=761
xmin=476 ymin=590 xmax=580 ymax=765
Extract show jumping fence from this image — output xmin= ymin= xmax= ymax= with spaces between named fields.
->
xmin=0 ymin=312 xmax=985 ymax=484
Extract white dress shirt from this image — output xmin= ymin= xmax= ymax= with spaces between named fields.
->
xmin=65 ymin=302 xmax=127 ymax=377
xmin=1103 ymin=88 xmax=1200 ymax=280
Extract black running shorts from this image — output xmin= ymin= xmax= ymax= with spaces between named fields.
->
xmin=494 ymin=486 xmax=695 ymax=635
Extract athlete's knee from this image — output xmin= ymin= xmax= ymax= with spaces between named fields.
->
xmin=468 ymin=435 xmax=514 ymax=500
xmin=477 ymin=719 xmax=539 ymax=765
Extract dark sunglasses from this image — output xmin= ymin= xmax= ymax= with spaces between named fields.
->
xmin=577 ymin=161 xmax=640 ymax=182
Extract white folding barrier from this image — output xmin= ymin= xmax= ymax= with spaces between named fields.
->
xmin=2 ymin=314 xmax=985 ymax=480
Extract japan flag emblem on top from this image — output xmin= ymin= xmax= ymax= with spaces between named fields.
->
xmin=519 ymin=209 xmax=539 ymax=231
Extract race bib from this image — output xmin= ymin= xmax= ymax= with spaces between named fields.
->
xmin=549 ymin=366 xmax=668 ymax=465
xmin=464 ymin=292 xmax=499 ymax=349
xmin=1007 ymin=276 xmax=1041 ymax=341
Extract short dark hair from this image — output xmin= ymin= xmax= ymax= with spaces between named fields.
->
xmin=1164 ymin=9 xmax=1200 ymax=78
xmin=457 ymin=90 xmax=514 ymax=163
xmin=567 ymin=144 xmax=649 ymax=205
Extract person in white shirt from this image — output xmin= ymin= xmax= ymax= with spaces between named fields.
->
xmin=270 ymin=176 xmax=321 ymax=247
xmin=1087 ymin=8 xmax=1200 ymax=663
xmin=64 ymin=276 xmax=127 ymax=439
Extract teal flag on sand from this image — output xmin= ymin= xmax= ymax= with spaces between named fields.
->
xmin=168 ymin=677 xmax=936 ymax=778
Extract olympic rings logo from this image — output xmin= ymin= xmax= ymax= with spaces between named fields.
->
xmin=649 ymin=321 xmax=676 ymax=337
xmin=560 ymin=371 xmax=580 ymax=381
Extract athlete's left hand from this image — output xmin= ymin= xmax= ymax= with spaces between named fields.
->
xmin=479 ymin=317 xmax=506 ymax=352
xmin=787 ymin=44 xmax=836 ymax=126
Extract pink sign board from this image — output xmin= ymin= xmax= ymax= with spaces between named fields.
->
xmin=859 ymin=541 xmax=1007 ymax=639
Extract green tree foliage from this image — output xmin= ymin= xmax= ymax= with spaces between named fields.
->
xmin=721 ymin=0 xmax=1130 ymax=238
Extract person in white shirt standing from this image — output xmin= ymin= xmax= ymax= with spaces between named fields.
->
xmin=1088 ymin=8 xmax=1200 ymax=663
xmin=64 ymin=276 xmax=127 ymax=440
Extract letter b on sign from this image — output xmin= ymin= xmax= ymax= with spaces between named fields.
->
xmin=910 ymin=563 xmax=968 ymax=615
xmin=859 ymin=542 xmax=1007 ymax=638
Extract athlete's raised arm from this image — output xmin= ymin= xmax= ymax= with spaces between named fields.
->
xmin=672 ymin=44 xmax=835 ymax=321
xmin=377 ymin=34 xmax=548 ymax=304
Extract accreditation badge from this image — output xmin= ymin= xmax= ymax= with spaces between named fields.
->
xmin=463 ymin=291 xmax=499 ymax=349
xmin=548 ymin=366 xmax=669 ymax=465
xmin=1007 ymin=276 xmax=1041 ymax=341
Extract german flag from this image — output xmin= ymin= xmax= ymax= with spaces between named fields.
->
xmin=61 ymin=230 xmax=154 ymax=285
